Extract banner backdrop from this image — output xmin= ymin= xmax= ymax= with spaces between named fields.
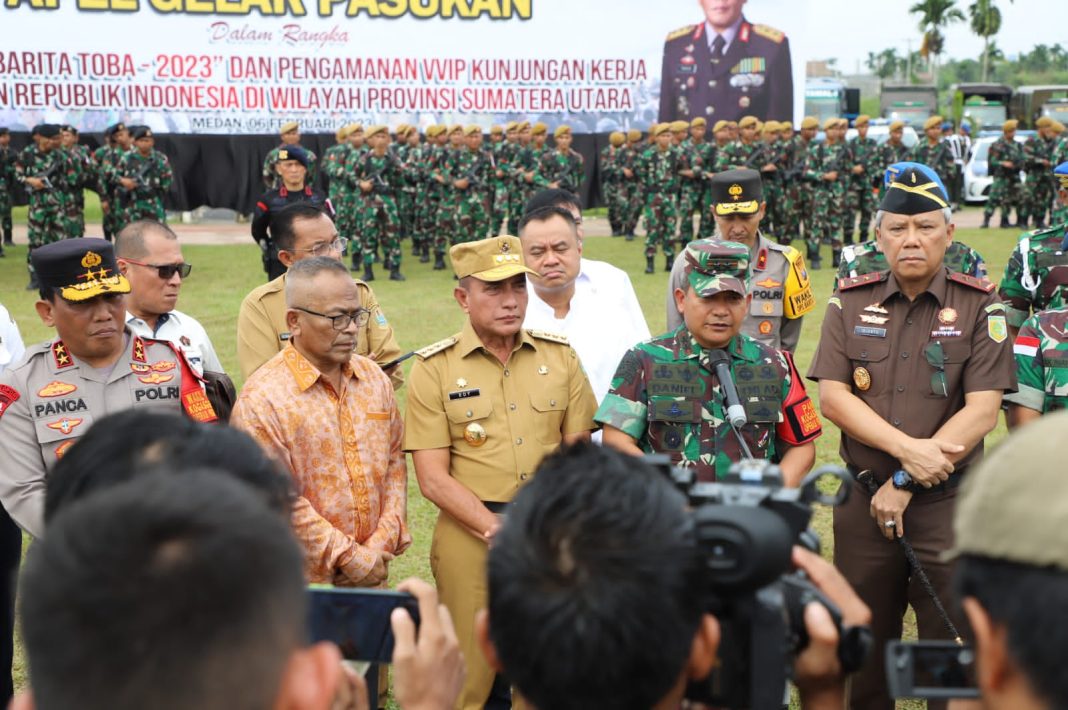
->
xmin=1 ymin=0 xmax=809 ymax=134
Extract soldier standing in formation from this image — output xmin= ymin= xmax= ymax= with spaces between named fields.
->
xmin=983 ymin=119 xmax=1025 ymax=229
xmin=59 ymin=126 xmax=95 ymax=240
xmin=844 ymin=115 xmax=879 ymax=245
xmin=639 ymin=124 xmax=682 ymax=274
xmin=599 ymin=131 xmax=625 ymax=235
xmin=262 ymin=121 xmax=317 ymax=190
xmin=116 ymin=127 xmax=173 ymax=230
xmin=675 ymin=118 xmax=709 ymax=246
xmin=1023 ymin=117 xmax=1057 ymax=229
xmin=880 ymin=120 xmax=911 ymax=172
xmin=805 ymin=117 xmax=850 ymax=270
xmin=352 ymin=125 xmax=404 ymax=282
xmin=446 ymin=125 xmax=494 ymax=251
xmin=619 ymin=128 xmax=644 ymax=239
xmin=910 ymin=115 xmax=955 ymax=192
xmin=0 ymin=128 xmax=13 ymax=254
xmin=16 ymin=124 xmax=73 ymax=289
xmin=92 ymin=123 xmax=132 ymax=243
xmin=536 ymin=125 xmax=583 ymax=196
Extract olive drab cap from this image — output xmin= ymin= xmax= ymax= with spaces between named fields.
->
xmin=531 ymin=122 xmax=548 ymax=136
xmin=553 ymin=125 xmax=571 ymax=138
xmin=738 ymin=115 xmax=758 ymax=129
xmin=889 ymin=120 xmax=906 ymax=131
xmin=280 ymin=121 xmax=299 ymax=134
xmin=609 ymin=131 xmax=625 ymax=147
xmin=32 ymin=238 xmax=131 ymax=301
xmin=800 ymin=116 xmax=819 ymax=130
xmin=691 ymin=117 xmax=707 ymax=128
xmin=948 ymin=411 xmax=1068 ymax=571
xmin=923 ymin=115 xmax=943 ymax=130
xmin=1003 ymin=119 xmax=1019 ymax=132
xmin=854 ymin=114 xmax=870 ymax=127
xmin=626 ymin=129 xmax=641 ymax=142
xmin=450 ymin=236 xmax=538 ymax=282
xmin=650 ymin=123 xmax=671 ymax=137
xmin=669 ymin=120 xmax=689 ymax=133
xmin=710 ymin=169 xmax=763 ymax=216
xmin=880 ymin=163 xmax=949 ymax=214
xmin=682 ymin=240 xmax=751 ymax=297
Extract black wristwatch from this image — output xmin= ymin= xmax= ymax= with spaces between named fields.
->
xmin=891 ymin=469 xmax=916 ymax=492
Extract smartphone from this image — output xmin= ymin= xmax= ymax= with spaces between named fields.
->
xmin=885 ymin=640 xmax=980 ymax=700
xmin=307 ymin=587 xmax=420 ymax=664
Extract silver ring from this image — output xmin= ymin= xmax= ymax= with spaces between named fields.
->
xmin=884 ymin=520 xmax=896 ymax=528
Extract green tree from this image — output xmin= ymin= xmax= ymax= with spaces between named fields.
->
xmin=910 ymin=0 xmax=965 ymax=84
xmin=969 ymin=0 xmax=1012 ymax=81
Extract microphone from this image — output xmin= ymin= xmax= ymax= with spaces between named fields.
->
xmin=708 ymin=349 xmax=748 ymax=429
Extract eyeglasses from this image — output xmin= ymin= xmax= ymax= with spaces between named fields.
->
xmin=294 ymin=306 xmax=369 ymax=331
xmin=123 ymin=258 xmax=192 ymax=280
xmin=925 ymin=340 xmax=947 ymax=398
xmin=293 ymin=238 xmax=348 ymax=257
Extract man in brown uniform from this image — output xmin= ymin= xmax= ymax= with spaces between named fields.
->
xmin=807 ymin=164 xmax=1016 ymax=710
xmin=404 ymin=235 xmax=598 ymax=710
xmin=236 ymin=203 xmax=403 ymax=387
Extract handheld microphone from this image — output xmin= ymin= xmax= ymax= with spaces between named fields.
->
xmin=709 ymin=349 xmax=748 ymax=429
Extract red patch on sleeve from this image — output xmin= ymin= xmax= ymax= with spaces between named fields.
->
xmin=0 ymin=385 xmax=20 ymax=420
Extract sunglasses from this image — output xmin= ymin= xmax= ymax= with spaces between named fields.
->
xmin=925 ymin=340 xmax=947 ymax=398
xmin=123 ymin=258 xmax=192 ymax=280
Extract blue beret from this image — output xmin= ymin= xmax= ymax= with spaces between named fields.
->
xmin=881 ymin=162 xmax=950 ymax=215
xmin=277 ymin=145 xmax=308 ymax=168
xmin=1055 ymin=162 xmax=1068 ymax=190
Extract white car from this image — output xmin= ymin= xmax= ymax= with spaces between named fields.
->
xmin=963 ymin=134 xmax=1029 ymax=204
xmin=844 ymin=124 xmax=919 ymax=148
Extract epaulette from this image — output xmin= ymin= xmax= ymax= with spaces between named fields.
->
xmin=838 ymin=271 xmax=888 ymax=291
xmin=947 ymin=271 xmax=995 ymax=293
xmin=752 ymin=23 xmax=786 ymax=43
xmin=665 ymin=24 xmax=697 ymax=42
xmin=527 ymin=329 xmax=570 ymax=345
xmin=414 ymin=336 xmax=458 ymax=360
xmin=1025 ymin=224 xmax=1064 ymax=243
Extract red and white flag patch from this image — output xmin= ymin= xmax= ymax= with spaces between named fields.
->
xmin=1013 ymin=335 xmax=1040 ymax=358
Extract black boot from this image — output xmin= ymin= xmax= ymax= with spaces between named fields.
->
xmin=2 ymin=231 xmax=11 ymax=246
xmin=26 ymin=270 xmax=39 ymax=290
xmin=981 ymin=213 xmax=991 ymax=229
xmin=1000 ymin=215 xmax=1011 ymax=229
xmin=351 ymin=255 xmax=361 ymax=271
xmin=644 ymin=256 xmax=655 ymax=274
xmin=362 ymin=263 xmax=375 ymax=282
xmin=625 ymin=232 xmax=635 ymax=242
xmin=383 ymin=256 xmax=393 ymax=271
xmin=1036 ymin=219 xmax=1047 ymax=230
xmin=420 ymin=246 xmax=430 ymax=263
xmin=1018 ymin=215 xmax=1029 ymax=229
xmin=832 ymin=249 xmax=842 ymax=269
xmin=411 ymin=243 xmax=420 ymax=257
xmin=665 ymin=255 xmax=673 ymax=272
xmin=433 ymin=255 xmax=446 ymax=270
xmin=389 ymin=266 xmax=406 ymax=281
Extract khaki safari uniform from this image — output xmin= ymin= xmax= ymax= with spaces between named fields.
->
xmin=236 ymin=272 xmax=403 ymax=387
xmin=404 ymin=319 xmax=597 ymax=710
xmin=808 ymin=267 xmax=1016 ymax=710
xmin=0 ymin=331 xmax=206 ymax=537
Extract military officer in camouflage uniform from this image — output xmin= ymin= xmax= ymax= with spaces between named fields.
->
xmin=351 ymin=125 xmax=404 ymax=282
xmin=0 ymin=237 xmax=215 ymax=538
xmin=1005 ymin=305 xmax=1068 ymax=429
xmin=805 ymin=117 xmax=851 ymax=270
xmin=490 ymin=122 xmax=517 ymax=236
xmin=116 ymin=127 xmax=173 ymax=230
xmin=59 ymin=126 xmax=94 ymax=240
xmin=321 ymin=124 xmax=354 ymax=244
xmin=878 ymin=121 xmax=911 ymax=183
xmin=714 ymin=114 xmax=760 ymax=171
xmin=667 ymin=169 xmax=814 ymax=352
xmin=844 ymin=115 xmax=879 ymax=245
xmin=997 ymin=161 xmax=1068 ymax=343
xmin=639 ymin=124 xmax=683 ymax=274
xmin=262 ymin=121 xmax=317 ymax=190
xmin=404 ymin=235 xmax=597 ymax=710
xmin=536 ymin=125 xmax=583 ymax=195
xmin=674 ymin=118 xmax=712 ymax=245
xmin=16 ymin=124 xmax=73 ymax=289
xmin=515 ymin=122 xmax=550 ymax=209
xmin=447 ymin=125 xmax=494 ymax=249
xmin=982 ymin=119 xmax=1025 ymax=229
xmin=1054 ymin=123 xmax=1068 ymax=226
xmin=620 ymin=128 xmax=644 ymax=239
xmin=910 ymin=116 xmax=955 ymax=188
xmin=401 ymin=126 xmax=429 ymax=261
xmin=1023 ymin=117 xmax=1057 ymax=229
xmin=504 ymin=121 xmax=532 ymax=236
xmin=0 ymin=128 xmax=15 ymax=250
xmin=92 ymin=123 xmax=131 ymax=243
xmin=599 ymin=239 xmax=821 ymax=484
xmin=787 ymin=116 xmax=818 ymax=243
xmin=600 ymin=131 xmax=625 ymax=235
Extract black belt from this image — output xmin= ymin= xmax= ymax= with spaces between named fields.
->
xmin=846 ymin=465 xmax=965 ymax=495
xmin=482 ymin=501 xmax=510 ymax=514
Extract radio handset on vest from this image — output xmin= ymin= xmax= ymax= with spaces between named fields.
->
xmin=709 ymin=349 xmax=754 ymax=459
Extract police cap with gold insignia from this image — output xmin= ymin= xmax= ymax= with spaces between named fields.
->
xmin=450 ymin=236 xmax=538 ymax=282
xmin=1055 ymin=161 xmax=1068 ymax=191
xmin=131 ymin=126 xmax=153 ymax=140
xmin=880 ymin=162 xmax=950 ymax=214
xmin=682 ymin=240 xmax=751 ymax=297
xmin=32 ymin=237 xmax=131 ymax=302
xmin=277 ymin=145 xmax=309 ymax=167
xmin=710 ymin=168 xmax=763 ymax=216
xmin=280 ymin=121 xmax=299 ymax=135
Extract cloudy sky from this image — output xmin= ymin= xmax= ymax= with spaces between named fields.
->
xmin=808 ymin=0 xmax=1065 ymax=73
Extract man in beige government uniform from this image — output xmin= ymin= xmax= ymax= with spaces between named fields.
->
xmin=0 ymin=238 xmax=213 ymax=538
xmin=404 ymin=235 xmax=598 ymax=710
xmin=666 ymin=169 xmax=814 ymax=352
xmin=235 ymin=204 xmax=404 ymax=387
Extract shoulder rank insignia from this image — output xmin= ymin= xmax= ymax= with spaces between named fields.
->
xmin=414 ymin=336 xmax=459 ymax=360
xmin=51 ymin=340 xmax=74 ymax=369
xmin=132 ymin=336 xmax=147 ymax=363
xmin=947 ymin=271 xmax=995 ymax=293
xmin=527 ymin=329 xmax=570 ymax=345
xmin=752 ymin=23 xmax=786 ymax=43
xmin=838 ymin=271 xmax=888 ymax=291
xmin=665 ymin=24 xmax=697 ymax=42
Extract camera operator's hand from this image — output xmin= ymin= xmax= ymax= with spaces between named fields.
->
xmin=792 ymin=548 xmax=871 ymax=710
xmin=893 ymin=436 xmax=960 ymax=486
xmin=391 ymin=578 xmax=466 ymax=710
xmin=331 ymin=662 xmax=371 ymax=710
xmin=870 ymin=479 xmax=913 ymax=539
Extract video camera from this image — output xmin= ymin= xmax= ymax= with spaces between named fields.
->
xmin=649 ymin=456 xmax=870 ymax=710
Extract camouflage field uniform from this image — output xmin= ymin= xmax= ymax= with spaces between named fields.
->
xmin=16 ymin=144 xmax=73 ymax=266
xmin=393 ymin=143 xmax=415 ymax=242
xmin=785 ymin=135 xmax=813 ymax=244
xmin=714 ymin=140 xmax=759 ymax=172
xmin=505 ymin=142 xmax=532 ymax=235
xmin=1005 ymin=307 xmax=1068 ymax=414
xmin=877 ymin=141 xmax=912 ymax=200
xmin=600 ymin=144 xmax=622 ymax=234
xmin=447 ymin=147 xmax=494 ymax=246
xmin=1054 ymin=136 xmax=1068 ymax=226
xmin=0 ymin=143 xmax=15 ymax=245
xmin=983 ymin=136 xmax=1024 ymax=224
xmin=116 ymin=149 xmax=173 ymax=228
xmin=421 ymin=143 xmax=450 ymax=258
xmin=639 ymin=145 xmax=682 ymax=264
xmin=594 ymin=327 xmax=820 ymax=481
xmin=1023 ymin=134 xmax=1056 ymax=228
xmin=843 ymin=136 xmax=879 ymax=243
xmin=536 ymin=148 xmax=583 ymax=194
xmin=400 ymin=141 xmax=426 ymax=256
xmin=756 ymin=140 xmax=787 ymax=243
xmin=998 ymin=224 xmax=1068 ymax=329
xmin=352 ymin=150 xmax=403 ymax=268
xmin=836 ymin=240 xmax=988 ymax=289
xmin=321 ymin=142 xmax=354 ymax=243
xmin=805 ymin=140 xmax=851 ymax=263
xmin=262 ymin=144 xmax=317 ymax=190
xmin=62 ymin=143 xmax=95 ymax=239
xmin=676 ymin=139 xmax=711 ymax=243
xmin=512 ymin=143 xmax=548 ymax=216
xmin=619 ymin=144 xmax=644 ymax=237
xmin=909 ymin=141 xmax=955 ymax=186
xmin=92 ymin=145 xmax=126 ymax=240
xmin=490 ymin=138 xmax=514 ymax=235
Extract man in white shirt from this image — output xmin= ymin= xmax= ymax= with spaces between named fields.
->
xmin=518 ymin=201 xmax=650 ymax=405
xmin=0 ymin=304 xmax=24 ymax=376
xmin=115 ymin=221 xmax=225 ymax=376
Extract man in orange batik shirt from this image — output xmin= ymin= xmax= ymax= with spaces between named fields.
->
xmin=233 ymin=256 xmax=409 ymax=587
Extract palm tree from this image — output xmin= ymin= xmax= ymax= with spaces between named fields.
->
xmin=910 ymin=0 xmax=965 ymax=84
xmin=969 ymin=0 xmax=1012 ymax=81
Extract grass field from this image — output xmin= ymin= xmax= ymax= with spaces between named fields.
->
xmin=0 ymin=207 xmax=1018 ymax=706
